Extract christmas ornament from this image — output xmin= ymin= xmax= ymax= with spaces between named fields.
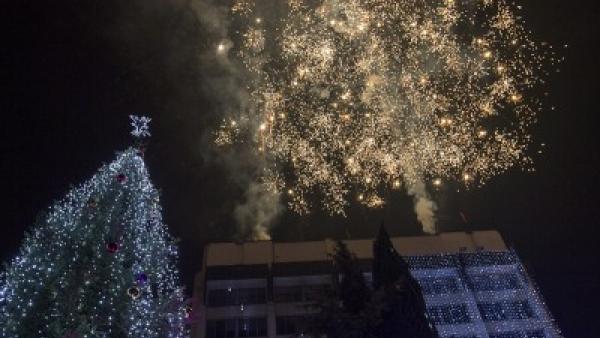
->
xmin=106 ymin=242 xmax=119 ymax=254
xmin=116 ymin=173 xmax=127 ymax=183
xmin=185 ymin=304 xmax=193 ymax=318
xmin=87 ymin=198 xmax=98 ymax=209
xmin=127 ymin=286 xmax=141 ymax=300
xmin=135 ymin=272 xmax=148 ymax=285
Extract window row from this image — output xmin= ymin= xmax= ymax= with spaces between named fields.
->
xmin=478 ymin=301 xmax=535 ymax=321
xmin=418 ymin=276 xmax=460 ymax=295
xmin=206 ymin=317 xmax=267 ymax=338
xmin=207 ymin=287 xmax=266 ymax=307
xmin=427 ymin=304 xmax=471 ymax=325
xmin=205 ymin=271 xmax=521 ymax=307
xmin=468 ymin=273 xmax=521 ymax=291
xmin=489 ymin=329 xmax=545 ymax=338
xmin=276 ymin=315 xmax=314 ymax=335
xmin=273 ymin=284 xmax=329 ymax=303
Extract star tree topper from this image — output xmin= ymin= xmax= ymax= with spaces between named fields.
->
xmin=130 ymin=115 xmax=152 ymax=138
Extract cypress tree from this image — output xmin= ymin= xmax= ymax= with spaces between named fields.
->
xmin=372 ymin=223 xmax=439 ymax=338
xmin=312 ymin=240 xmax=373 ymax=338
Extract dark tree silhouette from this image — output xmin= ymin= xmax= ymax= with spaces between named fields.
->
xmin=372 ymin=223 xmax=439 ymax=338
xmin=312 ymin=240 xmax=375 ymax=338
xmin=313 ymin=224 xmax=440 ymax=338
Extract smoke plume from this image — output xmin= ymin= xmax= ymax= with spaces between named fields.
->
xmin=407 ymin=180 xmax=438 ymax=234
xmin=191 ymin=0 xmax=284 ymax=240
xmin=234 ymin=182 xmax=283 ymax=240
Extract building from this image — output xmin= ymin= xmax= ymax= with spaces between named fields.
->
xmin=191 ymin=231 xmax=561 ymax=338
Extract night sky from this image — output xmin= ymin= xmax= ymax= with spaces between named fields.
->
xmin=2 ymin=1 xmax=599 ymax=337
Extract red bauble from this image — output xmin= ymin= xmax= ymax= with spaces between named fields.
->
xmin=106 ymin=242 xmax=119 ymax=253
xmin=116 ymin=173 xmax=127 ymax=183
xmin=87 ymin=198 xmax=98 ymax=208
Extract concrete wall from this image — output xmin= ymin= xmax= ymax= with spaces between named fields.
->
xmin=203 ymin=231 xmax=507 ymax=267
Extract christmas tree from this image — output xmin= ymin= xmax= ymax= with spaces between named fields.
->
xmin=0 ymin=116 xmax=188 ymax=338
xmin=372 ymin=223 xmax=439 ymax=338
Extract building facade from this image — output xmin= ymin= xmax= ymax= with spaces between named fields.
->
xmin=192 ymin=231 xmax=561 ymax=338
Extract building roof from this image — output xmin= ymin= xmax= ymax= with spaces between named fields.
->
xmin=203 ymin=231 xmax=507 ymax=267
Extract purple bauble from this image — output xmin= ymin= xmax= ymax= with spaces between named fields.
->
xmin=136 ymin=272 xmax=148 ymax=284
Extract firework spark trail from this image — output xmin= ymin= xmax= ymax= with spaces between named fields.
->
xmin=216 ymin=0 xmax=555 ymax=234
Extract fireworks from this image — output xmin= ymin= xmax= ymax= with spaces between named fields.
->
xmin=217 ymin=0 xmax=554 ymax=219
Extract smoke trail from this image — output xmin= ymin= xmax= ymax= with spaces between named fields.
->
xmin=234 ymin=182 xmax=283 ymax=240
xmin=407 ymin=180 xmax=438 ymax=234
xmin=190 ymin=0 xmax=284 ymax=240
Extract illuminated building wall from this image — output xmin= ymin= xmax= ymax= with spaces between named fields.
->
xmin=192 ymin=231 xmax=561 ymax=338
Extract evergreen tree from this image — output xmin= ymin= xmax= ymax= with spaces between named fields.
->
xmin=372 ymin=223 xmax=439 ymax=338
xmin=313 ymin=240 xmax=374 ymax=338
xmin=334 ymin=240 xmax=370 ymax=315
xmin=0 ymin=117 xmax=187 ymax=338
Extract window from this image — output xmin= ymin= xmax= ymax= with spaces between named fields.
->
xmin=469 ymin=273 xmax=520 ymax=291
xmin=274 ymin=284 xmax=329 ymax=303
xmin=427 ymin=304 xmax=471 ymax=324
xmin=478 ymin=301 xmax=535 ymax=322
xmin=273 ymin=286 xmax=303 ymax=303
xmin=489 ymin=330 xmax=545 ymax=338
xmin=418 ymin=277 xmax=460 ymax=295
xmin=276 ymin=316 xmax=313 ymax=335
xmin=206 ymin=317 xmax=267 ymax=338
xmin=207 ymin=287 xmax=266 ymax=307
xmin=239 ymin=317 xmax=268 ymax=337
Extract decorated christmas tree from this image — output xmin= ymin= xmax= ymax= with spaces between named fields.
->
xmin=0 ymin=116 xmax=188 ymax=338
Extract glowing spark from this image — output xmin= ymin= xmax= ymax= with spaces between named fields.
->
xmin=217 ymin=0 xmax=555 ymax=217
